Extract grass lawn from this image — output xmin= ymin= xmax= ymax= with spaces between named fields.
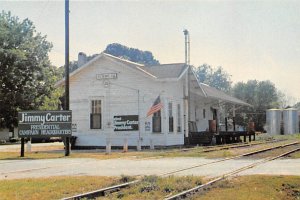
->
xmin=98 ymin=175 xmax=203 ymax=200
xmin=0 ymin=134 xmax=299 ymax=160
xmin=287 ymin=151 xmax=300 ymax=159
xmin=0 ymin=175 xmax=202 ymax=200
xmin=102 ymin=175 xmax=300 ymax=200
xmin=1 ymin=175 xmax=300 ymax=199
xmin=1 ymin=141 xmax=300 ymax=160
xmin=0 ymin=176 xmax=122 ymax=200
xmin=194 ymin=175 xmax=300 ymax=200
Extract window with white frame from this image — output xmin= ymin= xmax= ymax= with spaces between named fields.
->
xmin=90 ymin=100 xmax=102 ymax=129
xmin=168 ymin=102 xmax=174 ymax=132
xmin=177 ymin=104 xmax=181 ymax=132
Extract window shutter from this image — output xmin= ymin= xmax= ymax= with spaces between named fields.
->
xmin=90 ymin=113 xmax=93 ymax=129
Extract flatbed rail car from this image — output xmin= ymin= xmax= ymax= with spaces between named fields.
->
xmin=188 ymin=131 xmax=214 ymax=145
xmin=187 ymin=121 xmax=256 ymax=145
xmin=216 ymin=131 xmax=256 ymax=144
xmin=185 ymin=121 xmax=214 ymax=145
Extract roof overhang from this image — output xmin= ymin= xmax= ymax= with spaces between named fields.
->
xmin=198 ymin=83 xmax=252 ymax=107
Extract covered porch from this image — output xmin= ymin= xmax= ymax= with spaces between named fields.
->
xmin=187 ymin=81 xmax=254 ymax=145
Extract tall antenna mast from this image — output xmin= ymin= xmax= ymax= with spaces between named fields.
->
xmin=183 ymin=29 xmax=191 ymax=143
xmin=183 ymin=29 xmax=190 ymax=66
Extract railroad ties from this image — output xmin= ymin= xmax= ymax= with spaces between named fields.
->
xmin=61 ymin=180 xmax=140 ymax=200
xmin=165 ymin=142 xmax=300 ymax=200
xmin=61 ymin=140 xmax=300 ymax=200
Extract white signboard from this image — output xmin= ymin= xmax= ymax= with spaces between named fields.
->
xmin=96 ymin=73 xmax=117 ymax=80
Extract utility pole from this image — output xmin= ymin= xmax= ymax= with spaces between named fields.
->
xmin=65 ymin=0 xmax=70 ymax=156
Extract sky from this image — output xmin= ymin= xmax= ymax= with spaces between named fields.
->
xmin=2 ymin=0 xmax=300 ymax=103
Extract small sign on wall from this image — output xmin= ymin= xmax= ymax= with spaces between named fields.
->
xmin=145 ymin=121 xmax=151 ymax=132
xmin=72 ymin=123 xmax=77 ymax=132
xmin=96 ymin=73 xmax=117 ymax=80
xmin=114 ymin=115 xmax=139 ymax=131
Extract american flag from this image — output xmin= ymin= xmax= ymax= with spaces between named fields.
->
xmin=147 ymin=96 xmax=163 ymax=117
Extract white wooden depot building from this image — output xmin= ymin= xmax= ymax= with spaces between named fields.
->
xmin=57 ymin=53 xmax=249 ymax=148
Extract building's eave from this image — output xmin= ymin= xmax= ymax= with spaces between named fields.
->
xmin=192 ymin=70 xmax=207 ymax=97
xmin=135 ymin=66 xmax=157 ymax=79
xmin=55 ymin=53 xmax=104 ymax=87
xmin=177 ymin=65 xmax=189 ymax=80
xmin=199 ymin=83 xmax=252 ymax=107
xmin=104 ymin=54 xmax=157 ymax=79
xmin=102 ymin=52 xmax=145 ymax=67
xmin=56 ymin=53 xmax=159 ymax=87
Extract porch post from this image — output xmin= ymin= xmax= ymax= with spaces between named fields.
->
xmin=184 ymin=71 xmax=189 ymax=138
xmin=173 ymin=101 xmax=177 ymax=134
xmin=225 ymin=117 xmax=228 ymax=132
xmin=232 ymin=105 xmax=236 ymax=132
xmin=163 ymin=96 xmax=168 ymax=146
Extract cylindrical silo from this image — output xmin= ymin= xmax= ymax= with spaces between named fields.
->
xmin=266 ymin=109 xmax=282 ymax=135
xmin=282 ymin=108 xmax=299 ymax=134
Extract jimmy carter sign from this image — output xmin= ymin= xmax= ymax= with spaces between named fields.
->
xmin=18 ymin=111 xmax=72 ymax=137
xmin=114 ymin=115 xmax=139 ymax=131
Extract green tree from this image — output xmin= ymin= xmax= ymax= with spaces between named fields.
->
xmin=276 ymin=90 xmax=297 ymax=109
xmin=62 ymin=43 xmax=160 ymax=75
xmin=293 ymin=102 xmax=300 ymax=110
xmin=232 ymin=80 xmax=278 ymax=131
xmin=0 ymin=11 xmax=53 ymax=129
xmin=194 ymin=64 xmax=232 ymax=92
xmin=38 ymin=66 xmax=63 ymax=111
xmin=59 ymin=54 xmax=98 ymax=75
xmin=104 ymin=43 xmax=160 ymax=66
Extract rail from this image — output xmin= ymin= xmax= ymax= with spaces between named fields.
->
xmin=61 ymin=141 xmax=300 ymax=199
xmin=165 ymin=146 xmax=300 ymax=200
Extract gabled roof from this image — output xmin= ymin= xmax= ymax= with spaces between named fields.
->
xmin=56 ymin=53 xmax=188 ymax=86
xmin=199 ymin=83 xmax=252 ymax=107
xmin=143 ymin=63 xmax=187 ymax=79
xmin=104 ymin=54 xmax=187 ymax=80
xmin=56 ymin=52 xmax=250 ymax=107
xmin=103 ymin=53 xmax=157 ymax=79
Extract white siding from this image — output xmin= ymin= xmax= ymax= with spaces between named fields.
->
xmin=189 ymin=92 xmax=216 ymax=132
xmin=70 ymin=55 xmax=184 ymax=147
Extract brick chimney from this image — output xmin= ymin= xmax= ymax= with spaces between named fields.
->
xmin=78 ymin=52 xmax=87 ymax=67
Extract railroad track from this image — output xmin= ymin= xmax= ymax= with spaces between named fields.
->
xmin=167 ymin=139 xmax=286 ymax=154
xmin=61 ymin=140 xmax=300 ymax=200
xmin=132 ymin=139 xmax=287 ymax=160
xmin=0 ymin=141 xmax=267 ymax=175
xmin=158 ymin=141 xmax=300 ymax=177
xmin=165 ymin=146 xmax=300 ymax=200
xmin=61 ymin=180 xmax=140 ymax=200
xmin=201 ymin=139 xmax=286 ymax=152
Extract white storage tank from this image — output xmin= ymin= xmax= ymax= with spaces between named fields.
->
xmin=266 ymin=109 xmax=282 ymax=135
xmin=282 ymin=108 xmax=299 ymax=134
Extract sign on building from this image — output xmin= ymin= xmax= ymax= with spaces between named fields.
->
xmin=145 ymin=121 xmax=151 ymax=132
xmin=18 ymin=111 xmax=72 ymax=137
xmin=96 ymin=73 xmax=118 ymax=80
xmin=113 ymin=115 xmax=139 ymax=131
